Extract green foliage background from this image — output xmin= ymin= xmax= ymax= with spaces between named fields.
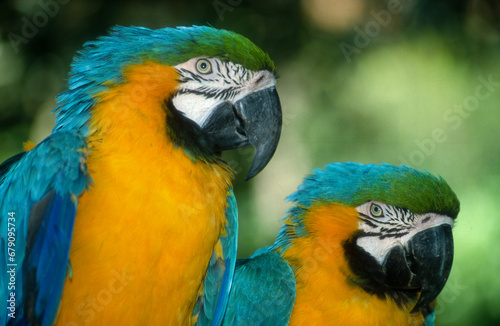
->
xmin=1 ymin=0 xmax=499 ymax=324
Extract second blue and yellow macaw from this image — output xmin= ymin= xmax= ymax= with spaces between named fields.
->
xmin=0 ymin=26 xmax=282 ymax=325
xmin=223 ymin=162 xmax=460 ymax=326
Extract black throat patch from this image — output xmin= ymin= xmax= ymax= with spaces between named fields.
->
xmin=342 ymin=231 xmax=420 ymax=309
xmin=164 ymin=98 xmax=217 ymax=162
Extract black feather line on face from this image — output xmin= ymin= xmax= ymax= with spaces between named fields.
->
xmin=177 ymin=68 xmax=205 ymax=83
xmin=176 ymin=61 xmax=247 ymax=88
xmin=175 ymin=87 xmax=242 ymax=101
xmin=358 ymin=205 xmax=414 ymax=239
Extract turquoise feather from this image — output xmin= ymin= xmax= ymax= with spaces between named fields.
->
xmin=0 ymin=132 xmax=91 ymax=325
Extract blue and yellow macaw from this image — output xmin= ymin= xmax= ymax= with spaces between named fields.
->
xmin=223 ymin=162 xmax=460 ymax=326
xmin=0 ymin=25 xmax=282 ymax=325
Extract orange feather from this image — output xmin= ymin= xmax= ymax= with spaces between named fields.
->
xmin=54 ymin=62 xmax=233 ymax=325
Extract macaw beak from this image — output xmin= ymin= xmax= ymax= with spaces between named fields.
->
xmin=382 ymin=224 xmax=454 ymax=314
xmin=200 ymin=86 xmax=282 ymax=180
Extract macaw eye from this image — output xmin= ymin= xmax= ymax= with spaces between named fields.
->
xmin=370 ymin=203 xmax=384 ymax=217
xmin=196 ymin=59 xmax=212 ymax=74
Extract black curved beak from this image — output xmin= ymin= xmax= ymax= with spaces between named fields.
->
xmin=382 ymin=224 xmax=454 ymax=314
xmin=200 ymin=87 xmax=282 ymax=180
xmin=407 ymin=224 xmax=454 ymax=313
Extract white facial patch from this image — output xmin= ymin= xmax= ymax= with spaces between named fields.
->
xmin=172 ymin=57 xmax=276 ymax=127
xmin=355 ymin=201 xmax=454 ymax=264
xmin=171 ymin=93 xmax=221 ymax=127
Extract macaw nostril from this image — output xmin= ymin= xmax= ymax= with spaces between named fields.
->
xmin=247 ymin=71 xmax=275 ymax=92
xmin=254 ymin=75 xmax=265 ymax=86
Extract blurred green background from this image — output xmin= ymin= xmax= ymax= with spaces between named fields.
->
xmin=1 ymin=0 xmax=499 ymax=324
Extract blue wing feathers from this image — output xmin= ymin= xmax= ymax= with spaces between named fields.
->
xmin=222 ymin=249 xmax=296 ymax=326
xmin=27 ymin=192 xmax=77 ymax=326
xmin=0 ymin=131 xmax=90 ymax=325
xmin=212 ymin=190 xmax=238 ymax=325
xmin=194 ymin=189 xmax=238 ymax=326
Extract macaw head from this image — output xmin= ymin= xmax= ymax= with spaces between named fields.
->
xmin=54 ymin=25 xmax=282 ymax=179
xmin=277 ymin=162 xmax=460 ymax=317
